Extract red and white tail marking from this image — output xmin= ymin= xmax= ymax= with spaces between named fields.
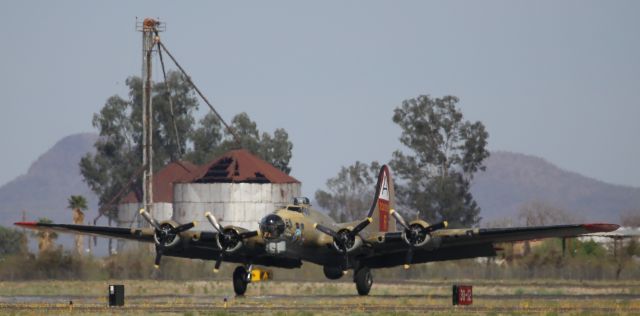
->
xmin=377 ymin=169 xmax=390 ymax=232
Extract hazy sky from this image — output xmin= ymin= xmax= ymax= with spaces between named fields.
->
xmin=1 ymin=1 xmax=639 ymax=198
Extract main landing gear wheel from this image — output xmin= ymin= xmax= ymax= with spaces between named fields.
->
xmin=354 ymin=266 xmax=373 ymax=296
xmin=233 ymin=266 xmax=248 ymax=296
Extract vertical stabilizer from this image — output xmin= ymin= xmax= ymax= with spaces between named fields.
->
xmin=365 ymin=165 xmax=397 ymax=234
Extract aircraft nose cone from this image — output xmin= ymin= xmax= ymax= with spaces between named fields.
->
xmin=260 ymin=214 xmax=286 ymax=239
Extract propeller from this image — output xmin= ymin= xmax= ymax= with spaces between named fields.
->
xmin=205 ymin=212 xmax=258 ymax=272
xmin=390 ymin=209 xmax=447 ymax=269
xmin=139 ymin=208 xmax=195 ymax=268
xmin=314 ymin=217 xmax=372 ymax=273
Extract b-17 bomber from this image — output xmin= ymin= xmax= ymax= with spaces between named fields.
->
xmin=15 ymin=165 xmax=619 ymax=296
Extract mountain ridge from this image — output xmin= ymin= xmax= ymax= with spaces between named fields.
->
xmin=0 ymin=133 xmax=99 ymax=226
xmin=0 ymin=133 xmax=636 ymax=229
xmin=471 ymin=150 xmax=639 ymax=223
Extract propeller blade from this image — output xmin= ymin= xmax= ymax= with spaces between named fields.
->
xmin=314 ymin=223 xmax=339 ymax=239
xmin=404 ymin=247 xmax=414 ymax=270
xmin=140 ymin=208 xmax=161 ymax=231
xmin=342 ymin=252 xmax=350 ymax=274
xmin=425 ymin=221 xmax=448 ymax=233
xmin=213 ymin=252 xmax=224 ymax=273
xmin=390 ymin=209 xmax=410 ymax=231
xmin=154 ymin=246 xmax=163 ymax=268
xmin=239 ymin=231 xmax=258 ymax=239
xmin=351 ymin=217 xmax=373 ymax=235
xmin=174 ymin=222 xmax=195 ymax=233
xmin=204 ymin=212 xmax=223 ymax=234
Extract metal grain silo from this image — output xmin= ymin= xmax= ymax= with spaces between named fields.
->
xmin=173 ymin=149 xmax=301 ymax=230
xmin=117 ymin=161 xmax=200 ymax=228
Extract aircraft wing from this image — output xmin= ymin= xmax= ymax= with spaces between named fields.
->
xmin=435 ymin=223 xmax=620 ymax=244
xmin=15 ymin=221 xmax=156 ymax=243
xmin=362 ymin=223 xmax=619 ymax=268
xmin=14 ymin=221 xmax=301 ymax=269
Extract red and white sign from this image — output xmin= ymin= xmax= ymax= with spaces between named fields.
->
xmin=454 ymin=285 xmax=473 ymax=305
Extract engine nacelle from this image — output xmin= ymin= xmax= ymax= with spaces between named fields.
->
xmin=216 ymin=226 xmax=244 ymax=253
xmin=153 ymin=221 xmax=182 ymax=248
xmin=323 ymin=265 xmax=344 ymax=280
xmin=402 ymin=220 xmax=432 ymax=248
xmin=332 ymin=228 xmax=363 ymax=253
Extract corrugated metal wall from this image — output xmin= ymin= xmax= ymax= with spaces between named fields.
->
xmin=173 ymin=183 xmax=301 ymax=230
xmin=114 ymin=182 xmax=301 ymax=252
xmin=117 ymin=202 xmax=173 ymax=227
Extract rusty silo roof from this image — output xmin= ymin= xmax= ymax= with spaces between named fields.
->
xmin=194 ymin=149 xmax=299 ymax=184
xmin=120 ymin=160 xmax=200 ymax=204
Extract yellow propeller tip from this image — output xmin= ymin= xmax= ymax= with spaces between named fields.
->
xmin=213 ymin=269 xmax=219 ymax=273
xmin=313 ymin=223 xmax=318 ymax=229
xmin=443 ymin=221 xmax=448 ymax=228
xmin=367 ymin=217 xmax=373 ymax=223
xmin=204 ymin=212 xmax=211 ymax=217
xmin=390 ymin=209 xmax=395 ymax=215
xmin=342 ymin=270 xmax=348 ymax=275
xmin=192 ymin=221 xmax=197 ymax=227
xmin=154 ymin=264 xmax=160 ymax=269
xmin=403 ymin=264 xmax=410 ymax=270
xmin=139 ymin=209 xmax=145 ymax=214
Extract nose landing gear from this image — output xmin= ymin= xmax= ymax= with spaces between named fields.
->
xmin=232 ymin=264 xmax=253 ymax=296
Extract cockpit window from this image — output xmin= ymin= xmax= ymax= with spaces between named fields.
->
xmin=287 ymin=206 xmax=302 ymax=213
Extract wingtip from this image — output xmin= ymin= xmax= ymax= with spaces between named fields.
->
xmin=14 ymin=221 xmax=37 ymax=227
xmin=583 ymin=223 xmax=620 ymax=233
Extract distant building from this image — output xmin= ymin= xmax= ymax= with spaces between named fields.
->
xmin=116 ymin=149 xmax=301 ymax=233
xmin=173 ymin=149 xmax=301 ymax=230
xmin=117 ymin=160 xmax=200 ymax=228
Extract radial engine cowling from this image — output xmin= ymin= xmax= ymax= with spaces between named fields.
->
xmin=401 ymin=220 xmax=434 ymax=248
xmin=153 ymin=220 xmax=184 ymax=248
xmin=216 ymin=227 xmax=245 ymax=253
xmin=332 ymin=228 xmax=363 ymax=253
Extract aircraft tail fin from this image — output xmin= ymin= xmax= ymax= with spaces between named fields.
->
xmin=365 ymin=165 xmax=397 ymax=233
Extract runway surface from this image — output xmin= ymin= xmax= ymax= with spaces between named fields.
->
xmin=2 ymin=293 xmax=640 ymax=314
xmin=1 ymin=280 xmax=639 ymax=314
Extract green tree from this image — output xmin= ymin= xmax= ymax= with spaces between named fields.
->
xmin=390 ymin=95 xmax=489 ymax=227
xmin=187 ymin=112 xmax=294 ymax=173
xmin=80 ymin=72 xmax=199 ymax=218
xmin=315 ymin=161 xmax=380 ymax=222
xmin=187 ymin=112 xmax=223 ymax=165
xmin=82 ymin=73 xmax=296 ymax=222
xmin=0 ymin=226 xmax=27 ymax=258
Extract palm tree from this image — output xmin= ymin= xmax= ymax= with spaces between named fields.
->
xmin=32 ymin=217 xmax=58 ymax=254
xmin=68 ymin=195 xmax=88 ymax=255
